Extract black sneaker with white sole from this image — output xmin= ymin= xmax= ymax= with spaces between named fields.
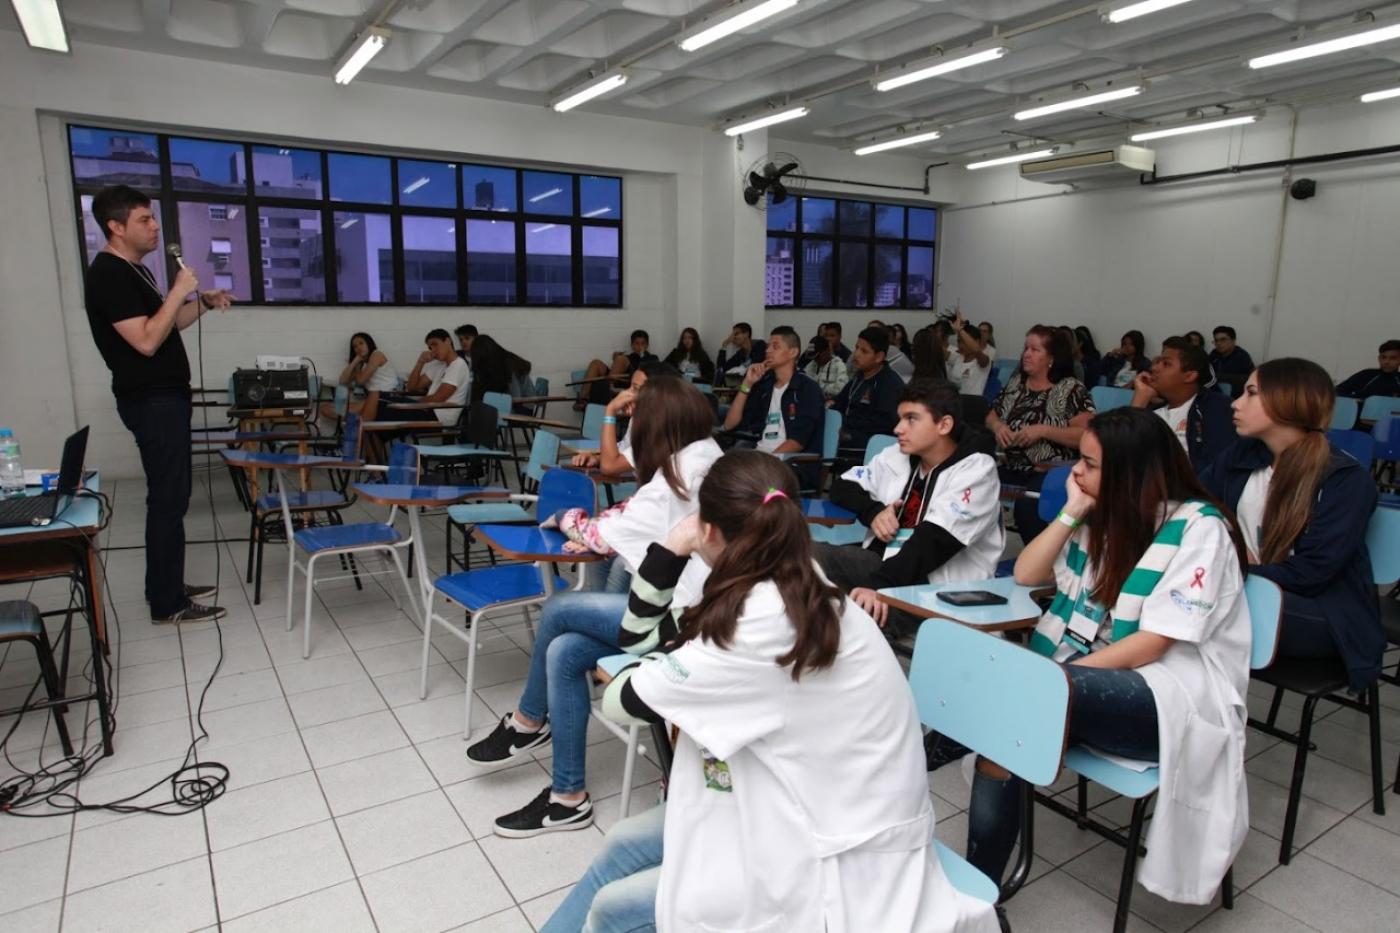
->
xmin=466 ymin=713 xmax=551 ymax=765
xmin=183 ymin=583 xmax=218 ymax=601
xmin=151 ymin=602 xmax=227 ymax=624
xmin=493 ymin=787 xmax=593 ymax=838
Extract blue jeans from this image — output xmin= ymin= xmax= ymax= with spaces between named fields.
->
xmin=517 ymin=590 xmax=629 ymax=793
xmin=583 ymin=555 xmax=633 ymax=594
xmin=542 ymin=803 xmax=664 ymax=933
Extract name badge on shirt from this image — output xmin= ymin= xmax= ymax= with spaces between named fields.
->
xmin=1063 ymin=591 xmax=1107 ymax=655
xmin=883 ymin=527 xmax=914 ymax=561
xmin=701 ymin=749 xmax=733 ymax=793
xmin=763 ymin=411 xmax=781 ymax=441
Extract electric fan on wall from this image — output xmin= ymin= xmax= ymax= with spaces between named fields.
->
xmin=742 ymin=153 xmax=805 ymax=208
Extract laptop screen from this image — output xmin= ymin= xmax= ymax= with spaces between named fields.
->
xmin=56 ymin=426 xmax=90 ymax=496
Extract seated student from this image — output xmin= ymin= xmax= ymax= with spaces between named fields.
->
xmin=1074 ymin=326 xmax=1103 ymax=389
xmin=467 ymin=377 xmax=722 ymax=837
xmin=927 ymin=407 xmax=1252 ymax=907
xmin=1337 ymin=339 xmax=1400 ymax=399
xmin=1101 ymin=329 xmax=1150 ymax=387
xmin=796 ymin=325 xmax=827 ymax=370
xmin=1202 ymin=358 xmax=1382 ymax=690
xmin=570 ymin=360 xmax=674 ymax=475
xmin=453 ymin=323 xmax=477 ymax=360
xmin=1208 ymin=325 xmax=1255 ymax=398
xmin=825 ymin=320 xmax=852 ymax=363
xmin=722 ymin=326 xmax=824 ymax=488
xmin=911 ymin=325 xmax=948 ymax=381
xmin=829 ymin=326 xmax=905 ymax=459
xmin=979 ymin=320 xmax=996 ymax=350
xmin=714 ymin=322 xmax=766 ymax=386
xmin=421 ymin=329 xmax=471 ymax=425
xmin=804 ymin=323 xmax=851 ymax=399
xmin=320 ymin=331 xmax=399 ymax=421
xmin=814 ymin=380 xmax=1004 ymax=634
xmin=884 ymin=325 xmax=916 ymax=381
xmin=1184 ymin=330 xmax=1206 ymax=349
xmin=403 ymin=329 xmax=450 ymax=394
xmin=469 ymin=334 xmax=533 ymax=407
xmin=577 ymin=330 xmax=657 ymax=408
xmin=948 ymin=311 xmax=992 ymax=396
xmin=1129 ymin=336 xmax=1237 ymax=473
xmin=561 ymin=451 xmax=997 ymax=933
xmin=662 ymin=327 xmax=715 ymax=384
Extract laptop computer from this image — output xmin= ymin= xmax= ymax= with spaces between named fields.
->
xmin=0 ymin=426 xmax=90 ymax=529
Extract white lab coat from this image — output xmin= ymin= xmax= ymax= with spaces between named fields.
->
xmin=595 ymin=438 xmax=721 ymax=576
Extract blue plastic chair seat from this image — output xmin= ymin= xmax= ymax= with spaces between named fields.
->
xmin=447 ymin=502 xmax=533 ymax=525
xmin=435 ymin=564 xmax=570 ymax=612
xmin=0 ymin=600 xmax=43 ymax=640
xmin=809 ymin=523 xmax=868 ymax=546
xmin=994 ymin=557 xmax=1015 ymax=578
xmin=414 ymin=444 xmax=512 ymax=460
xmin=933 ymin=840 xmax=999 ymax=905
xmin=1063 ymin=746 xmax=1160 ymax=799
xmin=255 ymin=490 xmax=347 ymax=513
xmin=295 ymin=522 xmax=402 ymax=554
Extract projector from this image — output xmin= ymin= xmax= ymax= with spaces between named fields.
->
xmin=257 ymin=355 xmax=305 ymax=371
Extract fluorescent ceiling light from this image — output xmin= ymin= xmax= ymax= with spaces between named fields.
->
xmin=966 ymin=149 xmax=1058 ymax=170
xmin=1105 ymin=0 xmax=1197 ymax=24
xmin=854 ymin=130 xmax=943 ymax=156
xmin=334 ymin=27 xmax=389 ymax=85
xmin=1249 ymin=22 xmax=1400 ymax=69
xmin=1014 ymin=85 xmax=1143 ymax=120
xmin=339 ymin=218 xmax=359 ymax=229
xmin=551 ymin=72 xmax=629 ymax=113
xmin=402 ymin=177 xmax=430 ymax=195
xmin=583 ymin=207 xmax=613 ymax=217
xmin=529 ymin=187 xmax=563 ymax=203
xmin=1129 ymin=114 xmax=1256 ymax=140
xmin=1361 ymin=85 xmax=1400 ymax=102
xmin=530 ymin=224 xmax=558 ymax=234
xmin=723 ymin=106 xmax=809 ymax=136
xmin=679 ymin=0 xmax=800 ymax=52
xmin=874 ymin=46 xmax=1008 ymax=92
xmin=12 ymin=0 xmax=69 ymax=52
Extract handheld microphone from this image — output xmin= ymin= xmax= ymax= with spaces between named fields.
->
xmin=166 ymin=243 xmax=188 ymax=270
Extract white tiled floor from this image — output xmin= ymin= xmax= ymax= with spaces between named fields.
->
xmin=0 ymin=474 xmax=1397 ymax=931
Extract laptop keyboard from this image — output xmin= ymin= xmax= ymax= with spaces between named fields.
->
xmin=0 ymin=495 xmax=55 ymax=527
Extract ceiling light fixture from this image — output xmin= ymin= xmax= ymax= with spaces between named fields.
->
xmin=11 ymin=0 xmax=69 ymax=52
xmin=583 ymin=207 xmax=613 ymax=217
xmin=1105 ymin=0 xmax=1197 ymax=24
xmin=723 ymin=106 xmax=810 ymax=136
xmin=1014 ymin=85 xmax=1143 ymax=120
xmin=1249 ymin=22 xmax=1400 ymax=69
xmin=334 ymin=27 xmax=389 ymax=85
xmin=873 ymin=46 xmax=1008 ymax=93
xmin=854 ymin=129 xmax=943 ymax=156
xmin=529 ymin=187 xmax=564 ymax=203
xmin=679 ymin=0 xmax=801 ymax=53
xmin=1361 ymin=85 xmax=1400 ymax=102
xmin=1129 ymin=114 xmax=1257 ymax=140
xmin=551 ymin=71 xmax=629 ymax=113
xmin=402 ymin=177 xmax=430 ymax=195
xmin=966 ymin=148 xmax=1059 ymax=170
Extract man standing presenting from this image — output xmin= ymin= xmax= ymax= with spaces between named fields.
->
xmin=84 ymin=185 xmax=233 ymax=624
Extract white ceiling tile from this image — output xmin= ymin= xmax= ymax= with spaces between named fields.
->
xmin=64 ymin=0 xmax=147 ymax=33
xmin=261 ymin=9 xmax=356 ymax=60
xmin=167 ymin=0 xmax=246 ymax=49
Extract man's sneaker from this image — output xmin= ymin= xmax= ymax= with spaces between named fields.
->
xmin=152 ymin=602 xmax=227 ymax=624
xmin=493 ymin=787 xmax=593 ymax=838
xmin=467 ymin=713 xmax=551 ymax=765
xmin=184 ymin=583 xmax=218 ymax=601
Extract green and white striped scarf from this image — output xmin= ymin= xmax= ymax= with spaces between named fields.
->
xmin=1030 ymin=500 xmax=1223 ymax=658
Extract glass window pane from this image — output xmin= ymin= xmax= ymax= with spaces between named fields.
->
xmin=839 ymin=201 xmax=871 ymax=238
xmin=838 ymin=242 xmax=869 ymax=308
xmin=333 ymin=211 xmax=394 ymax=302
xmin=907 ymin=246 xmax=935 ymax=308
xmin=523 ymin=172 xmax=573 ymax=217
xmin=580 ymin=176 xmax=621 ymax=220
xmin=402 ymin=215 xmax=458 ymax=304
xmin=257 ymin=206 xmax=325 ymax=301
xmin=466 ymin=219 xmax=517 ymax=304
xmin=767 ymin=194 xmax=796 ymax=232
xmin=766 ymin=236 xmax=795 ymax=306
xmin=251 ymin=146 xmax=323 ymax=199
xmin=875 ymin=205 xmax=904 ymax=238
xmin=909 ymin=208 xmax=936 ymax=242
xmin=329 ymin=153 xmax=391 ymax=204
xmin=525 ymin=222 xmax=572 ymax=305
xmin=398 ymin=159 xmax=456 ymax=208
xmin=79 ymin=194 xmax=168 ymax=292
xmin=168 ymin=137 xmax=246 ymax=194
xmin=801 ymin=198 xmax=835 ymax=234
xmin=70 ymin=126 xmax=161 ymax=188
xmin=800 ymin=239 xmax=833 ymax=307
xmin=176 ymin=201 xmax=251 ymax=301
xmin=463 ymin=165 xmax=517 ymax=212
xmin=581 ymin=226 xmax=620 ymax=305
xmin=874 ymin=245 xmax=902 ymax=308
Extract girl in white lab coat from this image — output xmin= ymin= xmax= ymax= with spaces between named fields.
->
xmin=597 ymin=449 xmax=998 ymax=932
xmin=928 ymin=406 xmax=1252 ymax=905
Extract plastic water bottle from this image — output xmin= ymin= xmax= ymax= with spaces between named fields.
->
xmin=0 ymin=428 xmax=22 ymax=498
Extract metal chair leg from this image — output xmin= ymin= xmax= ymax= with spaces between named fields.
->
xmin=1075 ymin=775 xmax=1089 ymax=828
xmin=1367 ymin=683 xmax=1386 ymax=815
xmin=1280 ymin=694 xmax=1322 ymax=864
xmin=1113 ymin=797 xmax=1151 ymax=933
xmin=32 ymin=628 xmax=73 ymax=757
xmin=1221 ymin=866 xmax=1234 ymax=910
xmin=1266 ymin=686 xmax=1284 ymax=727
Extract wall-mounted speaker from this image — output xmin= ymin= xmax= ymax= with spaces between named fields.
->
xmin=1290 ymin=178 xmax=1317 ymax=200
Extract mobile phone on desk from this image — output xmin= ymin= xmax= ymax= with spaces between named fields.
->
xmin=936 ymin=590 xmax=1009 ymax=608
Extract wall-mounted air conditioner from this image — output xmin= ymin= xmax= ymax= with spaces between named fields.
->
xmin=1020 ymin=145 xmax=1156 ymax=186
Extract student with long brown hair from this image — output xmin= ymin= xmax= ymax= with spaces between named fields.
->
xmin=562 ymin=450 xmax=997 ymax=932
xmin=1202 ymin=358 xmax=1382 ymax=689
xmin=927 ymin=407 xmax=1253 ymax=905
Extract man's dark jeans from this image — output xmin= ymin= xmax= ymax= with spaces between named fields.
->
xmin=116 ymin=393 xmax=192 ymax=617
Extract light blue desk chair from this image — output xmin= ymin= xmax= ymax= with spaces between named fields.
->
xmin=1048 ymin=574 xmax=1280 ymax=932
xmin=413 ymin=402 xmax=513 ymax=488
xmin=1090 ymin=385 xmax=1134 ymax=412
xmin=1330 ymin=396 xmax=1359 ymax=430
xmin=909 ymin=617 xmax=1070 ymax=908
xmin=1373 ymin=414 xmax=1398 ymax=487
xmin=1360 ymin=395 xmax=1400 ymax=424
xmin=1326 ymin=428 xmax=1374 ymax=468
xmin=444 ymin=429 xmax=562 ymax=572
xmin=994 ymin=358 xmax=1019 ymax=383
xmin=0 ymin=600 xmax=73 ymax=756
xmin=420 ymin=470 xmax=597 ymax=735
xmin=809 ymin=433 xmax=897 ymax=546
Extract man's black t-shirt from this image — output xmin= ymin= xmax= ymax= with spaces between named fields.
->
xmin=85 ymin=252 xmax=191 ymax=399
